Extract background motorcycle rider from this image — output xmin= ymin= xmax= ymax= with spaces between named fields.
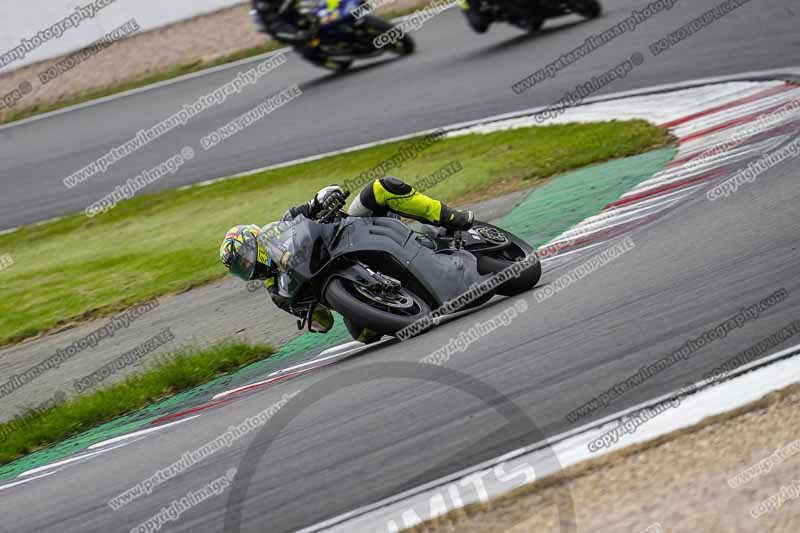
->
xmin=251 ymin=0 xmax=340 ymax=68
xmin=220 ymin=177 xmax=474 ymax=343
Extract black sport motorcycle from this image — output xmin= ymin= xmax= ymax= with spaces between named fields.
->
xmin=253 ymin=199 xmax=541 ymax=340
xmin=296 ymin=0 xmax=415 ymax=71
xmin=461 ymin=0 xmax=602 ymax=34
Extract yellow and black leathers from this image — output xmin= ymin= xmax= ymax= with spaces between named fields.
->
xmin=347 ymin=177 xmax=474 ymax=230
xmin=268 ymin=177 xmax=472 ymax=342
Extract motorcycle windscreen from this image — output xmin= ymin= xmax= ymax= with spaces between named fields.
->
xmin=228 ymin=232 xmax=259 ymax=281
xmin=259 ymin=216 xmax=317 ymax=283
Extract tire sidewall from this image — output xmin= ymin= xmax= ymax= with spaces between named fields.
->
xmin=324 ymin=278 xmax=430 ymax=336
xmin=472 ymin=222 xmax=542 ymax=296
xmin=476 ymin=253 xmax=541 ymax=296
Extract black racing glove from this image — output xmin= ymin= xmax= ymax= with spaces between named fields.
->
xmin=320 ymin=188 xmax=346 ymax=213
xmin=310 ymin=185 xmax=346 ymax=220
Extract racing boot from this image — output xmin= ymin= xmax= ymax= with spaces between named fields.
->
xmin=440 ymin=205 xmax=475 ymax=231
xmin=344 ymin=318 xmax=383 ymax=344
xmin=309 ymin=306 xmax=334 ymax=333
xmin=348 ymin=177 xmax=474 ymax=231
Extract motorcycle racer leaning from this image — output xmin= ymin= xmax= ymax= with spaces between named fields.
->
xmin=220 ymin=177 xmax=474 ymax=343
xmin=251 ymin=0 xmax=350 ymax=69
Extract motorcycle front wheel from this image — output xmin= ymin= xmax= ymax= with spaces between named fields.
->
xmin=324 ymin=277 xmax=430 ymax=337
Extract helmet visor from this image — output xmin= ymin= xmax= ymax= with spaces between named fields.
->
xmin=228 ymin=232 xmax=259 ymax=281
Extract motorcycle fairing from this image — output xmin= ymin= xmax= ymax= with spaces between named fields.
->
xmin=327 ymin=217 xmax=492 ymax=306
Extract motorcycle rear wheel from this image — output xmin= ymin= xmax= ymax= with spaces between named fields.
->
xmin=472 ymin=222 xmax=542 ymax=296
xmin=477 ymin=252 xmax=541 ymax=296
xmin=324 ymin=278 xmax=431 ymax=337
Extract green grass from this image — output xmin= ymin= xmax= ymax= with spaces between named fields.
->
xmin=0 ymin=341 xmax=274 ymax=465
xmin=0 ymin=2 xmax=430 ymax=127
xmin=0 ymin=120 xmax=671 ymax=346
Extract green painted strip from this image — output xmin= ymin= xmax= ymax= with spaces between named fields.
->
xmin=0 ymin=148 xmax=676 ymax=482
xmin=0 ymin=320 xmax=350 ymax=481
xmin=497 ymin=148 xmax=678 ymax=246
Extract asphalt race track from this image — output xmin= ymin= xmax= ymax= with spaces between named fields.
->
xmin=1 ymin=1 xmax=799 ymax=532
xmin=3 ymin=149 xmax=800 ymax=533
xmin=0 ymin=0 xmax=797 ymax=230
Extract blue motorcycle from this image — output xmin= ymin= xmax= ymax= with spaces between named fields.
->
xmin=297 ymin=0 xmax=415 ymax=70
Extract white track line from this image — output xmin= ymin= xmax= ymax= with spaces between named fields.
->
xmin=87 ymin=414 xmax=202 ymax=450
xmin=659 ymin=134 xmax=791 ymax=181
xmin=211 ymin=371 xmax=311 ymax=400
xmin=307 ymin=342 xmax=800 ymax=532
xmin=677 ymin=106 xmax=800 ymax=153
xmin=212 ymin=341 xmax=384 ymax=400
xmin=267 ymin=348 xmax=364 ymax=377
xmin=318 ymin=341 xmax=365 ymax=357
xmin=455 ymin=83 xmax=782 ymax=136
xmin=17 ymin=441 xmax=130 ymax=479
xmin=671 ymin=88 xmax=800 ymax=138
xmin=672 ymin=133 xmax=794 ymax=173
xmin=0 ymin=470 xmax=59 ymax=492
xmin=608 ymin=185 xmax=700 ymax=212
